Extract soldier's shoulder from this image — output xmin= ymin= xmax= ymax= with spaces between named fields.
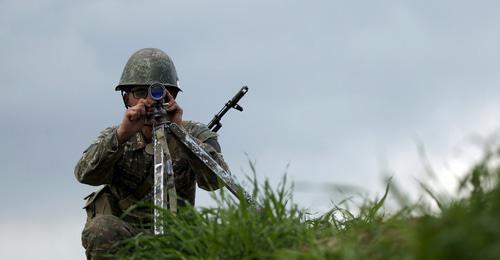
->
xmin=181 ymin=120 xmax=206 ymax=130
xmin=100 ymin=126 xmax=119 ymax=134
xmin=181 ymin=120 xmax=217 ymax=142
xmin=96 ymin=126 xmax=118 ymax=137
xmin=92 ymin=126 xmax=118 ymax=143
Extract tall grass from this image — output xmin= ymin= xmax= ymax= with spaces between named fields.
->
xmin=116 ymin=150 xmax=500 ymax=259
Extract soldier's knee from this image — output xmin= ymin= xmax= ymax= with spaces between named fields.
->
xmin=82 ymin=215 xmax=135 ymax=257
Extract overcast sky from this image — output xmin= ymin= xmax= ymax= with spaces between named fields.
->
xmin=1 ymin=0 xmax=500 ymax=259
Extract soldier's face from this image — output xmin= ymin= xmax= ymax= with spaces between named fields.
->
xmin=125 ymin=86 xmax=152 ymax=107
xmin=125 ymin=86 xmax=178 ymax=107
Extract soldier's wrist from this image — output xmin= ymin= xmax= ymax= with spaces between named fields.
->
xmin=116 ymin=126 xmax=131 ymax=144
xmin=107 ymin=128 xmax=125 ymax=152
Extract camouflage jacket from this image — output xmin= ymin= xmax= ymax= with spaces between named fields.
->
xmin=75 ymin=121 xmax=227 ymax=223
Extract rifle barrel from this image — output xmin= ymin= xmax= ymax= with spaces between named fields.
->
xmin=208 ymin=86 xmax=248 ymax=132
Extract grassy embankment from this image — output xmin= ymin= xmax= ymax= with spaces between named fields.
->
xmin=117 ymin=149 xmax=500 ymax=259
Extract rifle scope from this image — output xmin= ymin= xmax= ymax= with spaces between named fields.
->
xmin=148 ymin=83 xmax=167 ymax=102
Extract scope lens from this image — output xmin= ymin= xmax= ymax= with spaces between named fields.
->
xmin=149 ymin=83 xmax=166 ymax=101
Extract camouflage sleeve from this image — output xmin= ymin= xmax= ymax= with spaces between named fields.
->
xmin=195 ymin=138 xmax=230 ymax=191
xmin=182 ymin=121 xmax=229 ymax=191
xmin=74 ymin=127 xmax=124 ymax=186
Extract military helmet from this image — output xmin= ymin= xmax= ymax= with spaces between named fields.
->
xmin=115 ymin=48 xmax=182 ymax=92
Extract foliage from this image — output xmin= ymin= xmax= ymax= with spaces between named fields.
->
xmin=116 ymin=151 xmax=500 ymax=260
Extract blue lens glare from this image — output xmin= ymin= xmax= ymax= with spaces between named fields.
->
xmin=149 ymin=84 xmax=165 ymax=101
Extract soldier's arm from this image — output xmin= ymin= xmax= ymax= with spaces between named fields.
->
xmin=182 ymin=121 xmax=228 ymax=191
xmin=74 ymin=127 xmax=124 ymax=186
xmin=194 ymin=137 xmax=229 ymax=191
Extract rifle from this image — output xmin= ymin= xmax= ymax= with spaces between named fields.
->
xmin=208 ymin=86 xmax=249 ymax=132
xmin=148 ymin=84 xmax=252 ymax=235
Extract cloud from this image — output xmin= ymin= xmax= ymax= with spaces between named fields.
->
xmin=1 ymin=0 xmax=500 ymax=257
xmin=0 ymin=216 xmax=85 ymax=260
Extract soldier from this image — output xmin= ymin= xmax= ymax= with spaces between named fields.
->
xmin=75 ymin=48 xmax=227 ymax=259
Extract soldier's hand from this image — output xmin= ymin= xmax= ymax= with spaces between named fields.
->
xmin=117 ymin=99 xmax=152 ymax=144
xmin=166 ymin=91 xmax=183 ymax=126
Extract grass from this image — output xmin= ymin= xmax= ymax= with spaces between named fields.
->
xmin=116 ymin=149 xmax=500 ymax=259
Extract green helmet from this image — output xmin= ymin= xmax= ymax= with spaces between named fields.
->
xmin=115 ymin=48 xmax=182 ymax=92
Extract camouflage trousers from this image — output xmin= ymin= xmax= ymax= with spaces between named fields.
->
xmin=81 ymin=215 xmax=148 ymax=260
